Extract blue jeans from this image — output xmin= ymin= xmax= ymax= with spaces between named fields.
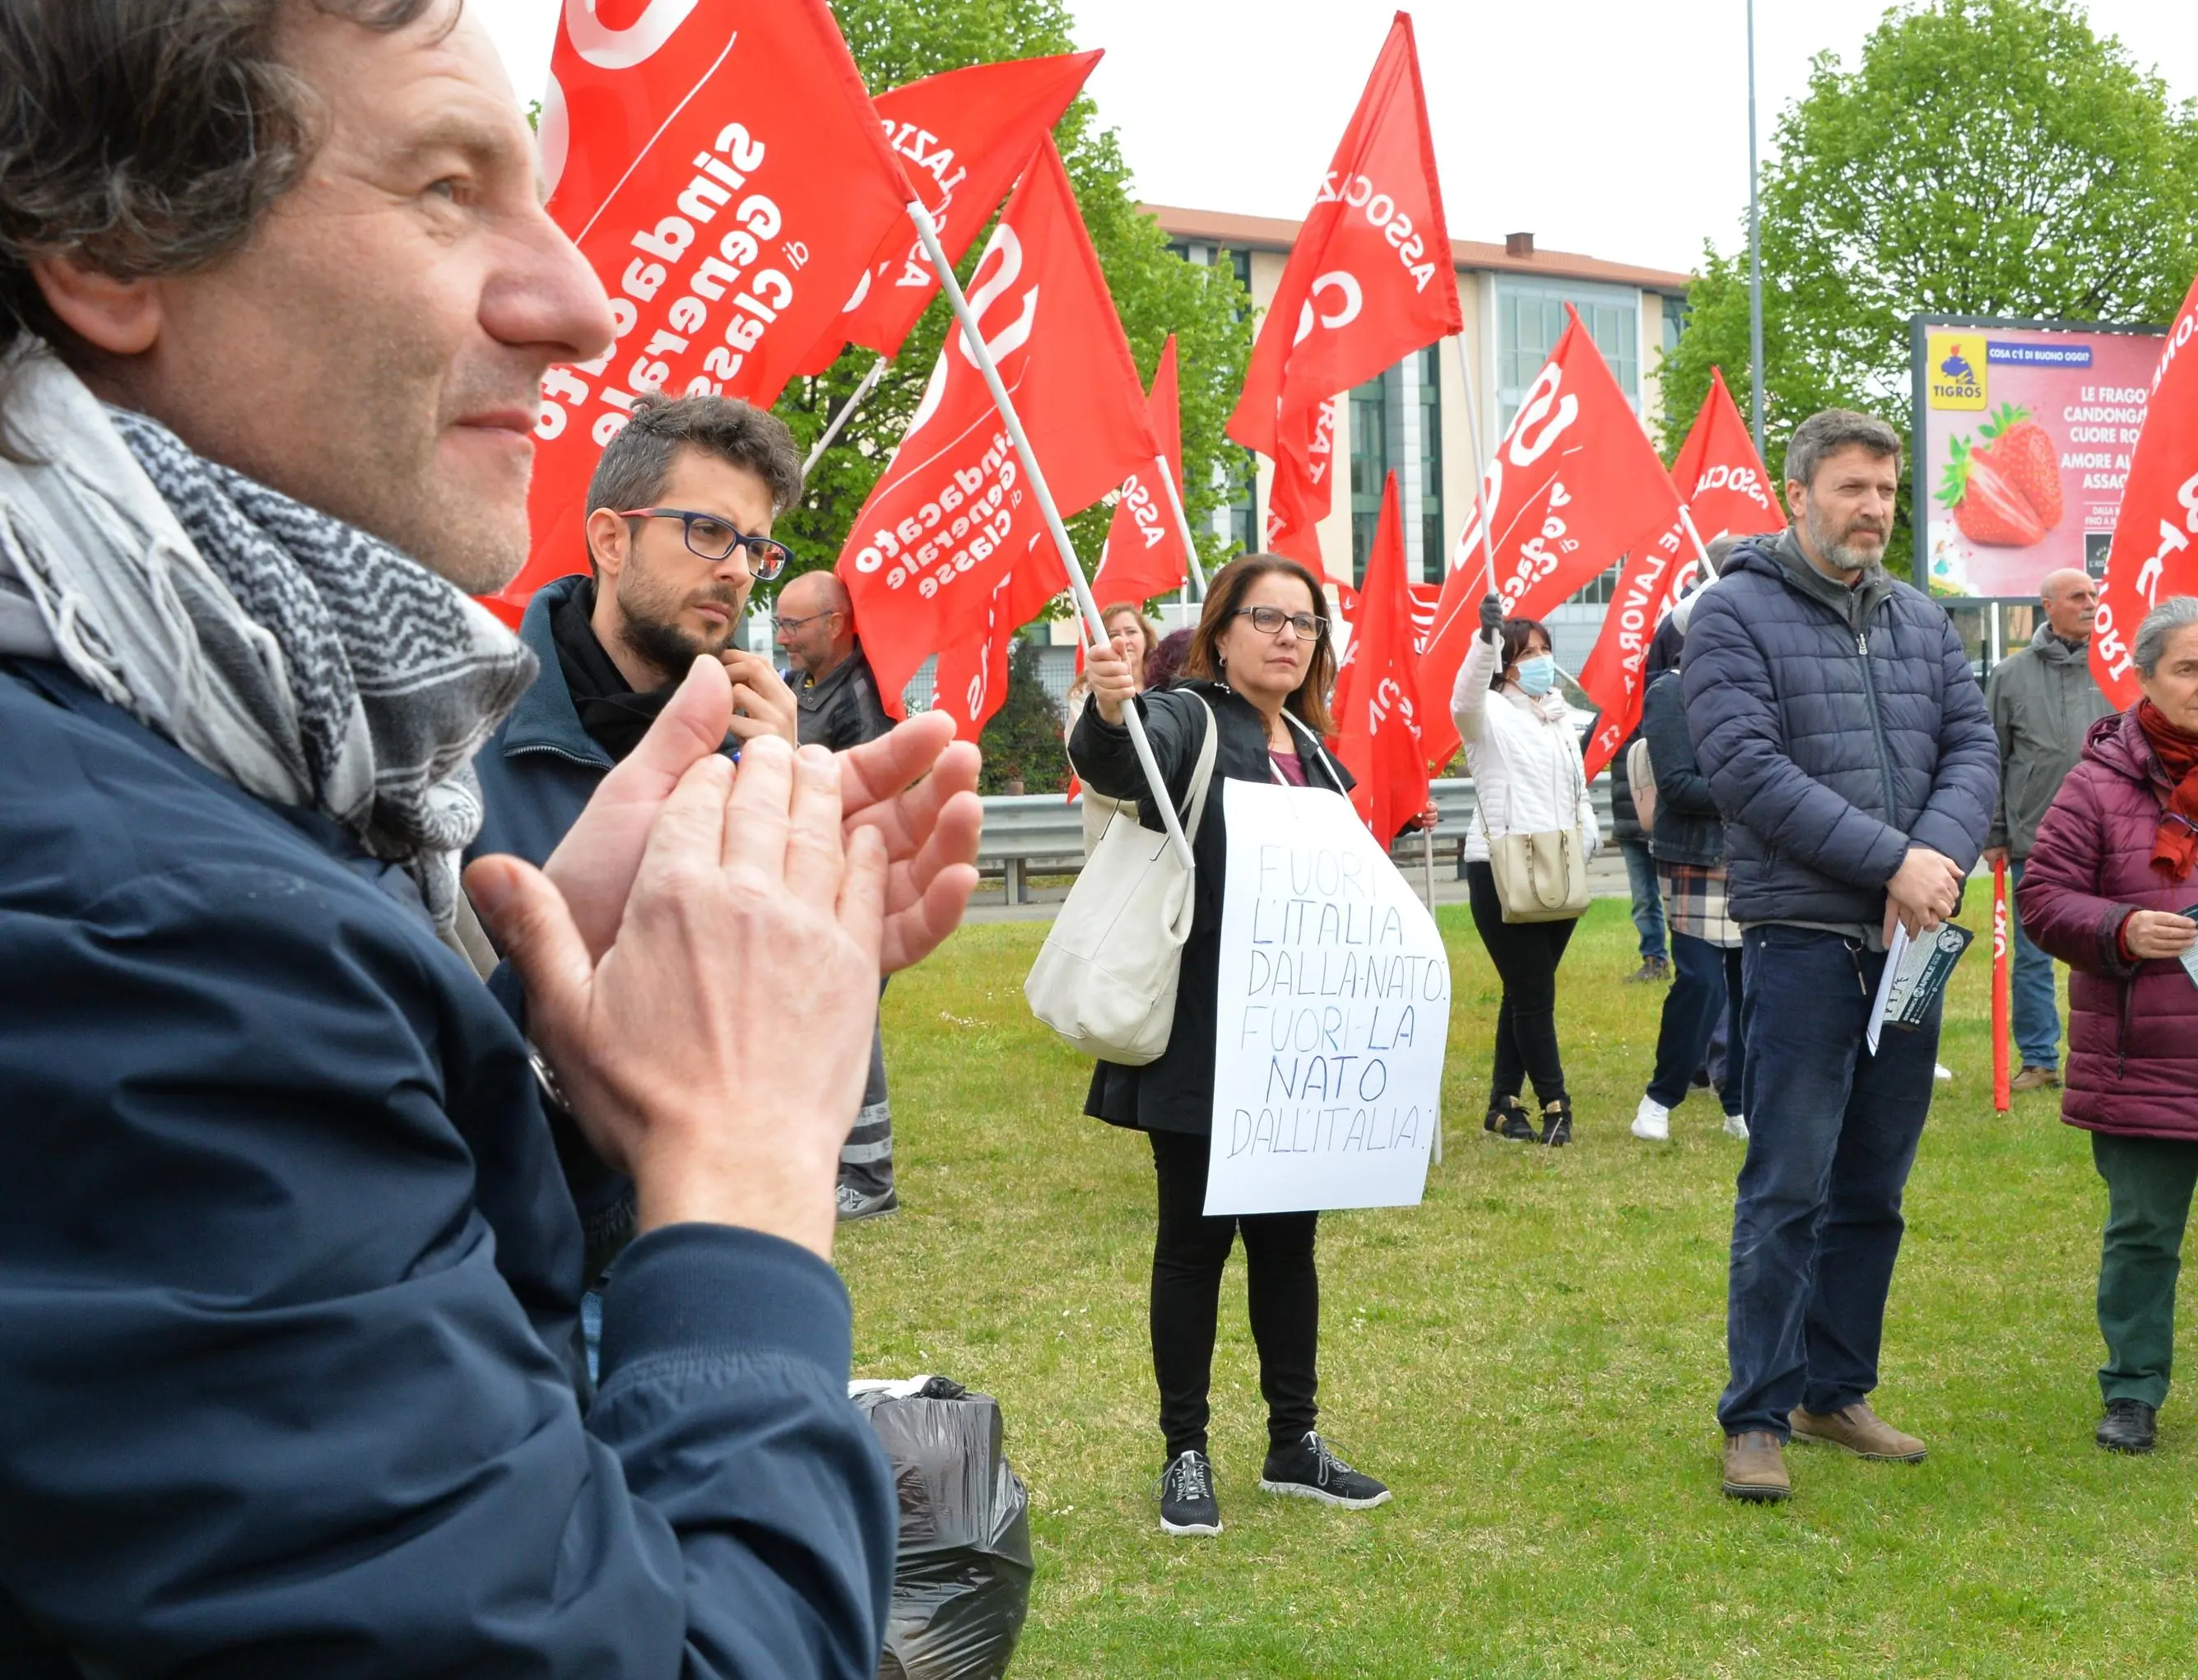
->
xmin=1719 ymin=926 xmax=1942 ymax=1438
xmin=2008 ymin=859 xmax=2062 ymax=1071
xmin=1619 ymin=838 xmax=1667 ymax=963
xmin=1647 ymin=931 xmax=1746 ymax=1115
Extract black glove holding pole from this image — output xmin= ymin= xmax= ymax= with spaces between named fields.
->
xmin=1478 ymin=593 xmax=1503 ymax=642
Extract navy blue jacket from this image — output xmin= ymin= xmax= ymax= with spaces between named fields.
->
xmin=1680 ymin=536 xmax=1998 ymax=927
xmin=0 ymin=656 xmax=894 ymax=1677
xmin=472 ymin=571 xmax=616 ymax=869
xmin=1641 ymin=667 xmax=1725 ymax=870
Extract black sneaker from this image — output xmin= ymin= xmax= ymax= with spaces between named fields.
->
xmin=1485 ymin=1097 xmax=1536 ymax=1143
xmin=1158 ymin=1449 xmax=1221 ymax=1535
xmin=1539 ymin=1100 xmax=1573 ymax=1148
xmin=1258 ymin=1432 xmax=1391 ymax=1509
xmin=2097 ymin=1398 xmax=2157 ymax=1454
xmin=836 ymin=1184 xmax=899 ymax=1223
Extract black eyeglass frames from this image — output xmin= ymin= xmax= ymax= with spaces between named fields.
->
xmin=615 ymin=508 xmax=792 ymax=581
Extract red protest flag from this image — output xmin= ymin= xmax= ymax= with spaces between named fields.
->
xmin=1575 ymin=366 xmax=1785 ymax=777
xmin=1332 ymin=474 xmax=1431 ymax=844
xmin=502 ymin=0 xmax=914 ymax=618
xmin=2093 ymin=271 xmax=2198 ymax=708
xmin=1420 ymin=305 xmax=1684 ymax=773
xmin=1224 ymin=12 xmax=1461 ymax=580
xmin=929 ymin=541 xmax=1067 ymax=741
xmin=1092 ymin=336 xmax=1191 ymax=604
xmin=795 ymin=51 xmax=1103 ymax=378
xmin=836 ymin=136 xmax=1160 ymax=721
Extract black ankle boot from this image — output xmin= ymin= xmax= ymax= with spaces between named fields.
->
xmin=2097 ymin=1398 xmax=2157 ymax=1454
xmin=1485 ymin=1096 xmax=1535 ymax=1142
xmin=1539 ymin=1098 xmax=1573 ymax=1147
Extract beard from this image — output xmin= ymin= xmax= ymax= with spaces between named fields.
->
xmin=1803 ymin=498 xmax=1888 ymax=573
xmin=614 ymin=559 xmax=746 ymax=685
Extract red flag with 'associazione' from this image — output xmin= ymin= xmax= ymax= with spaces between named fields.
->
xmin=836 ymin=137 xmax=1159 ymax=737
xmin=1225 ymin=12 xmax=1460 ymax=583
xmin=1091 ymin=336 xmax=1190 ymax=606
xmin=2093 ymin=270 xmax=2198 ymax=708
xmin=1419 ymin=305 xmax=1684 ymax=773
xmin=502 ymin=0 xmax=913 ymax=619
xmin=791 ymin=49 xmax=1102 ymax=378
xmin=1332 ymin=473 xmax=1430 ymax=845
xmin=1575 ymin=366 xmax=1784 ymax=777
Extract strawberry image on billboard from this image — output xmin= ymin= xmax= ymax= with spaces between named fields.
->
xmin=1912 ymin=315 xmax=2165 ymax=597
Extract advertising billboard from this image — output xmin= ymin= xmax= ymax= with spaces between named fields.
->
xmin=1911 ymin=314 xmax=2165 ymax=599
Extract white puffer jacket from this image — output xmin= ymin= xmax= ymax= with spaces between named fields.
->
xmin=1451 ymin=628 xmax=1600 ymax=866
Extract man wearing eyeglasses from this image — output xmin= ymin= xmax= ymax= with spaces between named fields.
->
xmin=775 ymin=570 xmax=894 ymax=758
xmin=472 ymin=393 xmax=803 ymax=869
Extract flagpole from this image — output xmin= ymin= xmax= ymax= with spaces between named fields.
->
xmin=801 ymin=351 xmax=891 ymax=479
xmin=1450 ymin=333 xmax=1501 ymax=601
xmin=1675 ymin=504 xmax=1715 ymax=573
xmin=907 ymin=197 xmax=1194 ymax=869
xmin=1151 ymin=453 xmax=1211 ymax=599
xmin=1746 ymin=0 xmax=1768 ymax=466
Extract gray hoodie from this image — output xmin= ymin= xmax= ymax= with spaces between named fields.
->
xmin=1984 ymin=623 xmax=2115 ymax=859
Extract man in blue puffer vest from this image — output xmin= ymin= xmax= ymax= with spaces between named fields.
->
xmin=1684 ymin=410 xmax=1997 ymax=1503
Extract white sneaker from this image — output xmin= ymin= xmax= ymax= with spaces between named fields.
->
xmin=1630 ymin=1096 xmax=1671 ymax=1142
xmin=1722 ymin=1112 xmax=1750 ymax=1140
xmin=1934 ymin=1064 xmax=1953 ymax=1083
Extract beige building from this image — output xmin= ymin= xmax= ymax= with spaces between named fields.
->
xmin=1152 ymin=205 xmax=1694 ymax=666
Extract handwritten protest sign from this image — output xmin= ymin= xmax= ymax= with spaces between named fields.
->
xmin=1205 ymin=780 xmax=1451 ymax=1216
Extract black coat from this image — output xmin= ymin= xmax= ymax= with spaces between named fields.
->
xmin=1642 ymin=667 xmax=1726 ymax=868
xmin=1066 ymin=680 xmax=1353 ymax=1137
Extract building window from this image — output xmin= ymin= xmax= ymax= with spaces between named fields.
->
xmin=1349 ymin=374 xmax=1387 ymax=582
xmin=1662 ymin=293 xmax=1688 ymax=356
xmin=1346 ymin=346 xmax=1445 ymax=585
xmin=1172 ymin=242 xmax=1259 ymax=556
xmin=1494 ymin=279 xmax=1640 ymax=431
xmin=1415 ymin=343 xmax=1443 ymax=578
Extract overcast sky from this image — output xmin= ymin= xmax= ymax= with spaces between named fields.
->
xmin=475 ymin=0 xmax=2198 ymax=276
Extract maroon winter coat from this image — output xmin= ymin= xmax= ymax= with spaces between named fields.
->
xmin=2018 ymin=708 xmax=2198 ymax=1140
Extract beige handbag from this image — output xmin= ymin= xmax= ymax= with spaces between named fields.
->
xmin=1478 ymin=722 xmax=1591 ymax=924
xmin=1025 ymin=698 xmax=1218 ymax=1065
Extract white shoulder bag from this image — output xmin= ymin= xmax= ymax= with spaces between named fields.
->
xmin=1025 ymin=697 xmax=1218 ymax=1065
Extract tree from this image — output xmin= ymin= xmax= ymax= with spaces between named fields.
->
xmin=975 ymin=638 xmax=1068 ymax=794
xmin=774 ymin=0 xmax=1252 ymax=610
xmin=1658 ymin=0 xmax=2198 ymax=579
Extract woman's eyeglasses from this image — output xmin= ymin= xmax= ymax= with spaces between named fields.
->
xmin=1229 ymin=605 xmax=1328 ymax=641
xmin=616 ymin=508 xmax=792 ymax=582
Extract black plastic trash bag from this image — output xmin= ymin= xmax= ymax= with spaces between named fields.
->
xmin=851 ymin=1376 xmax=1034 ymax=1680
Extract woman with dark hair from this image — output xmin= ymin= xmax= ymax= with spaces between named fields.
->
xmin=1145 ymin=627 xmax=1193 ymax=691
xmin=1065 ymin=602 xmax=1167 ymax=853
xmin=1070 ymin=553 xmax=1390 ymax=1538
xmin=1451 ymin=593 xmax=1599 ymax=1145
xmin=2016 ymin=595 xmax=2198 ymax=1455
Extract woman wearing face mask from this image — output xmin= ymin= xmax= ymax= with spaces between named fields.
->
xmin=1452 ymin=593 xmax=1599 ymax=1145
xmin=1071 ymin=554 xmax=1389 ymax=1540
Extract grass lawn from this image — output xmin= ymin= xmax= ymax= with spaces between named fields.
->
xmin=841 ymin=900 xmax=2196 ymax=1677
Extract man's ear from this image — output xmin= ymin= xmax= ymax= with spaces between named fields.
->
xmin=584 ymin=508 xmax=630 ymax=582
xmin=30 ymin=257 xmax=162 ymax=356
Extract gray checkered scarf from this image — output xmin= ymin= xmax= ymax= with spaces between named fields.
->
xmin=0 ymin=348 xmax=535 ymax=936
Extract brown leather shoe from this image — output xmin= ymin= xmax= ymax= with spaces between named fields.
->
xmin=1721 ymin=1431 xmax=1791 ymax=1501
xmin=2010 ymin=1065 xmax=2061 ymax=1093
xmin=1789 ymin=1401 xmax=1926 ymax=1461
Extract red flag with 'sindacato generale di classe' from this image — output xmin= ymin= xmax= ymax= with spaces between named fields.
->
xmin=2093 ymin=269 xmax=2198 ymax=707
xmin=836 ymin=136 xmax=1159 ymax=740
xmin=1419 ymin=305 xmax=1684 ymax=773
xmin=1091 ymin=336 xmax=1190 ymax=606
xmin=1226 ymin=11 xmax=1461 ymax=583
xmin=791 ymin=49 xmax=1102 ymax=378
xmin=1332 ymin=472 xmax=1431 ymax=845
xmin=501 ymin=0 xmax=914 ymax=620
xmin=1576 ymin=365 xmax=1784 ymax=777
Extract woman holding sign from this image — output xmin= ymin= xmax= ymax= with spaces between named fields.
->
xmin=2018 ymin=596 xmax=2198 ymax=1457
xmin=1452 ymin=596 xmax=1599 ymax=1146
xmin=1071 ymin=554 xmax=1392 ymax=1538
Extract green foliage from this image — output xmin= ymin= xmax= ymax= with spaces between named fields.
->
xmin=1658 ymin=0 xmax=2198 ymax=578
xmin=974 ymin=635 xmax=1068 ymax=793
xmin=771 ymin=0 xmax=1253 ymax=607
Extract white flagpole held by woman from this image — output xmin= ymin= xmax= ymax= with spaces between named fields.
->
xmin=908 ymin=198 xmax=1193 ymax=870
xmin=1452 ymin=333 xmax=1502 ymax=601
xmin=800 ymin=350 xmax=891 ymax=479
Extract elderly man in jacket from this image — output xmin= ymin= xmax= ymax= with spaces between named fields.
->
xmin=0 ymin=2 xmax=982 ymax=1672
xmin=1982 ymin=569 xmax=2115 ymax=1092
xmin=1684 ymin=410 xmax=1998 ymax=1504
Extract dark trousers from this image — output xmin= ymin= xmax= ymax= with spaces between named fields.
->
xmin=840 ymin=982 xmax=892 ymax=1197
xmin=1718 ymin=927 xmax=1940 ymax=1437
xmin=1647 ymin=932 xmax=1746 ymax=1115
xmin=1149 ymin=1128 xmax=1319 ymax=1460
xmin=1466 ymin=860 xmax=1578 ymax=1109
xmin=2092 ymin=1131 xmax=2198 ymax=1409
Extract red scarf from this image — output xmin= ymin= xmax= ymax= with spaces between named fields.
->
xmin=2136 ymin=699 xmax=2198 ymax=883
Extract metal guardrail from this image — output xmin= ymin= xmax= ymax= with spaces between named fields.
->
xmin=976 ymin=776 xmax=1618 ymax=903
